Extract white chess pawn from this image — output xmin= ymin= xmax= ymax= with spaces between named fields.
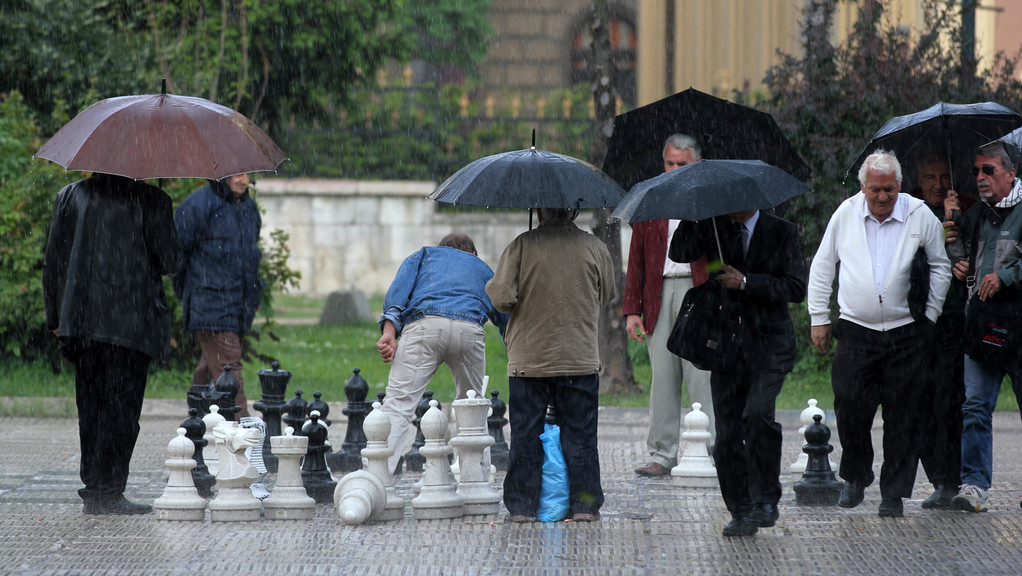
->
xmin=411 ymin=400 xmax=464 ymax=519
xmin=153 ymin=428 xmax=208 ymax=521
xmin=202 ymin=405 xmax=225 ymax=477
xmin=671 ymin=403 xmax=718 ymax=488
xmin=362 ymin=401 xmax=406 ymax=521
xmin=334 ymin=470 xmax=387 ymax=526
xmin=262 ymin=426 xmax=316 ymax=520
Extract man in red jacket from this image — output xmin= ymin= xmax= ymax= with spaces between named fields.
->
xmin=624 ymin=134 xmax=714 ymax=477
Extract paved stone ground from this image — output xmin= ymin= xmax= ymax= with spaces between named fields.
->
xmin=2 ymin=399 xmax=1022 ymax=575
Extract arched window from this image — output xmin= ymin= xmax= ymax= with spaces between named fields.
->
xmin=569 ymin=7 xmax=637 ymax=107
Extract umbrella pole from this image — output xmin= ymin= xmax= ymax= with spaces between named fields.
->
xmin=711 ymin=217 xmax=727 ymax=267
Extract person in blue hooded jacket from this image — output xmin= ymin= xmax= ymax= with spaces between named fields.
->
xmin=174 ymin=173 xmax=264 ymax=417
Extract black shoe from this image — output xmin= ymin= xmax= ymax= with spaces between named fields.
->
xmin=878 ymin=497 xmax=904 ymax=518
xmin=921 ymin=484 xmax=956 ymax=510
xmin=722 ymin=517 xmax=758 ymax=537
xmin=83 ymin=496 xmax=153 ymax=516
xmin=838 ymin=481 xmax=866 ymax=508
xmin=747 ymin=503 xmax=779 ymax=528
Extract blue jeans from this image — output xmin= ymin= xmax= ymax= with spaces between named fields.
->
xmin=503 ymin=375 xmax=603 ymax=517
xmin=960 ymin=354 xmax=1022 ymax=489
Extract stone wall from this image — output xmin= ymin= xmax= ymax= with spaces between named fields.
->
xmin=256 ymin=179 xmax=631 ymax=297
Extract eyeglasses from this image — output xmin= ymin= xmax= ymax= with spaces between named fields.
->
xmin=972 ymin=165 xmax=998 ymax=177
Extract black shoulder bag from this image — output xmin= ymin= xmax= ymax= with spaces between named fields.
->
xmin=962 ymin=209 xmax=1022 ymax=368
xmin=666 ymin=280 xmax=742 ymax=372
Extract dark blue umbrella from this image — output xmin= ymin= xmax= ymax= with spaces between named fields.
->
xmin=845 ymin=101 xmax=1022 ymax=197
xmin=429 ymin=145 xmax=626 ymax=210
xmin=612 ymin=159 xmax=811 ymax=224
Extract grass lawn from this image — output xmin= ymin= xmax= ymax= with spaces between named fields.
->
xmin=3 ymin=293 xmax=1017 ymax=417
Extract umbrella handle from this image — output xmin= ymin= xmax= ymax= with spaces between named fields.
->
xmin=711 ymin=218 xmax=727 ymax=267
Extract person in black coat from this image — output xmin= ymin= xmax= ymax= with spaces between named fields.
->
xmin=43 ymin=173 xmax=180 ymax=515
xmin=669 ymin=209 xmax=805 ymax=537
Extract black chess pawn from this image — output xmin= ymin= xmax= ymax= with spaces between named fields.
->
xmin=308 ymin=392 xmax=332 ymax=426
xmin=326 ymin=369 xmax=369 ymax=473
xmin=214 ymin=365 xmax=241 ymax=421
xmin=403 ymin=390 xmax=437 ymax=473
xmin=793 ymin=414 xmax=843 ymax=506
xmin=253 ymin=361 xmax=292 ymax=474
xmin=283 ymin=389 xmax=309 ymax=431
xmin=488 ymin=390 xmax=510 ymax=472
xmin=300 ymin=410 xmax=336 ymax=503
xmin=181 ymin=408 xmax=215 ymax=498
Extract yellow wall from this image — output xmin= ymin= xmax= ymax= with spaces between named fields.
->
xmin=637 ymin=0 xmax=1016 ymax=106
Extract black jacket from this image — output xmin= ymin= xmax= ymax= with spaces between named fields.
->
xmin=43 ymin=174 xmax=181 ymax=361
xmin=669 ymin=212 xmax=806 ymax=372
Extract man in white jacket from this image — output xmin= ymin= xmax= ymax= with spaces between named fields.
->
xmin=808 ymin=150 xmax=951 ymax=518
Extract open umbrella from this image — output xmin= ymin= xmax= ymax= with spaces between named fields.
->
xmin=35 ymin=82 xmax=287 ymax=180
xmin=612 ymin=159 xmax=811 ymax=264
xmin=429 ymin=141 xmax=625 ymax=210
xmin=602 ymin=87 xmax=811 ymax=191
xmin=845 ymin=101 xmax=1022 ymax=197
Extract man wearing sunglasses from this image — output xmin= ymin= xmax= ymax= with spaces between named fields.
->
xmin=948 ymin=142 xmax=1022 ymax=513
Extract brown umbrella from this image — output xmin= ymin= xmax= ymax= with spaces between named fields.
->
xmin=35 ymin=88 xmax=287 ymax=181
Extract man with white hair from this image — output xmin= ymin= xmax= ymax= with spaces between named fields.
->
xmin=807 ymin=150 xmax=951 ymax=518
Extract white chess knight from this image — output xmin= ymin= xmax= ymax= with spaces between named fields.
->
xmin=207 ymin=421 xmax=262 ymax=522
xmin=789 ymin=399 xmax=835 ymax=480
xmin=671 ymin=403 xmax=718 ymax=488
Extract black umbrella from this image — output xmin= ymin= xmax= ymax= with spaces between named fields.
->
xmin=997 ymin=127 xmax=1022 ymax=166
xmin=602 ymin=87 xmax=811 ymax=191
xmin=845 ymin=101 xmax=1022 ymax=198
xmin=611 ymin=160 xmax=811 ymax=265
xmin=429 ymin=143 xmax=626 ymax=211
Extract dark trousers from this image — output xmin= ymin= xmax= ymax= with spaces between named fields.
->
xmin=504 ymin=374 xmax=604 ymax=517
xmin=919 ymin=316 xmax=964 ymax=488
xmin=711 ymin=358 xmax=786 ymax=516
xmin=71 ymin=340 xmax=151 ymax=502
xmin=832 ymin=320 xmax=928 ymax=498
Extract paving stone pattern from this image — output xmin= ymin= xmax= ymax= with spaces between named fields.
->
xmin=2 ymin=401 xmax=1022 ymax=575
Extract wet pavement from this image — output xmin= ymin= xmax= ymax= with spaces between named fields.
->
xmin=2 ymin=399 xmax=1022 ymax=575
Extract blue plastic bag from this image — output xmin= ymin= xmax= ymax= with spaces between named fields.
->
xmin=537 ymin=423 xmax=570 ymax=522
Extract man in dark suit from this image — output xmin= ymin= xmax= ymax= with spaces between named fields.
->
xmin=670 ymin=209 xmax=805 ymax=537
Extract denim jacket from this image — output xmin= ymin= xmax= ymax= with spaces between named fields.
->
xmin=380 ymin=246 xmax=508 ymax=336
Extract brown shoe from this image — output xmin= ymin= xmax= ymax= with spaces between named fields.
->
xmin=571 ymin=513 xmax=600 ymax=522
xmin=634 ymin=462 xmax=671 ymax=477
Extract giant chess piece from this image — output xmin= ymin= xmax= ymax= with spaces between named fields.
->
xmin=362 ymin=401 xmax=406 ymax=521
xmin=186 ymin=379 xmax=217 ymax=417
xmin=153 ymin=428 xmax=208 ymax=521
xmin=182 ymin=408 xmax=215 ymax=498
xmin=308 ymin=392 xmax=332 ymax=426
xmin=793 ymin=415 xmax=843 ymax=506
xmin=671 ymin=403 xmax=718 ymax=488
xmin=262 ymin=426 xmax=317 ymax=520
xmin=450 ymin=391 xmax=501 ymax=515
xmin=300 ymin=410 xmax=337 ymax=504
xmin=201 ymin=404 xmax=226 ymax=477
xmin=283 ymin=389 xmax=309 ymax=431
xmin=411 ymin=400 xmax=465 ymax=519
xmin=789 ymin=399 xmax=836 ymax=480
xmin=487 ymin=390 xmax=510 ymax=472
xmin=404 ymin=390 xmax=436 ymax=473
xmin=207 ymin=421 xmax=262 ymax=521
xmin=334 ymin=471 xmax=387 ymax=526
xmin=253 ymin=361 xmax=292 ymax=473
xmin=214 ymin=365 xmax=242 ymax=421
xmin=327 ymin=369 xmax=369 ymax=472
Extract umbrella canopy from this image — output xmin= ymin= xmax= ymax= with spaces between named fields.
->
xmin=612 ymin=159 xmax=812 ymax=224
xmin=997 ymin=127 xmax=1022 ymax=166
xmin=35 ymin=92 xmax=287 ymax=180
xmin=602 ymin=87 xmax=811 ymax=191
xmin=845 ymin=101 xmax=1022 ymax=197
xmin=429 ymin=146 xmax=626 ymax=210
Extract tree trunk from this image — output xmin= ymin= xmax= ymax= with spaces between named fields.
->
xmin=589 ymin=0 xmax=636 ymax=393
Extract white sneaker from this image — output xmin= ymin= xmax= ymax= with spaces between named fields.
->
xmin=951 ymin=484 xmax=988 ymax=513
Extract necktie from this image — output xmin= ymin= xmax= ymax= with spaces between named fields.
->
xmin=734 ymin=222 xmax=749 ymax=261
